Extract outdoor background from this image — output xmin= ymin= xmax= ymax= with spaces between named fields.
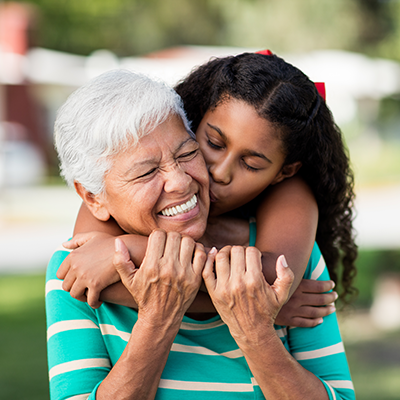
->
xmin=1 ymin=0 xmax=400 ymax=399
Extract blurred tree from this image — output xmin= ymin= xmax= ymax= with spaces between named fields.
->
xmin=9 ymin=0 xmax=400 ymax=60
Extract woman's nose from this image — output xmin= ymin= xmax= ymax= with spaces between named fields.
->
xmin=163 ymin=163 xmax=192 ymax=193
xmin=208 ymin=157 xmax=232 ymax=185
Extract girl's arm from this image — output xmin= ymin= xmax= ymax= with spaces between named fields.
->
xmin=256 ymin=176 xmax=336 ymax=327
xmin=61 ymin=203 xmax=215 ymax=311
xmin=256 ymin=175 xmax=318 ymax=296
xmin=73 ymin=203 xmax=125 ymax=236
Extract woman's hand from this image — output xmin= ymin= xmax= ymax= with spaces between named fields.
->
xmin=203 ymin=246 xmax=294 ymax=343
xmin=275 ymin=279 xmax=338 ymax=327
xmin=57 ymin=232 xmax=120 ymax=308
xmin=114 ymin=229 xmax=206 ymax=325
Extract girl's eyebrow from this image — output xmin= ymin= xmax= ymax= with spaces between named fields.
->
xmin=207 ymin=122 xmax=273 ymax=164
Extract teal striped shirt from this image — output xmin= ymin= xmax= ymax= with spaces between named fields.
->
xmin=46 ymin=242 xmax=355 ymax=399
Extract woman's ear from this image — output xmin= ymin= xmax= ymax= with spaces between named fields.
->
xmin=74 ymin=181 xmax=111 ymax=221
xmin=271 ymin=161 xmax=302 ymax=185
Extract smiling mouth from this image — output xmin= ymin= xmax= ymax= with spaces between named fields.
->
xmin=160 ymin=194 xmax=197 ymax=217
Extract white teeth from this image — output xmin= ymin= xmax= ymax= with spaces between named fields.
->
xmin=161 ymin=194 xmax=197 ymax=217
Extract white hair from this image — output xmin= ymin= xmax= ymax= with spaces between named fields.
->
xmin=54 ymin=69 xmax=192 ymax=194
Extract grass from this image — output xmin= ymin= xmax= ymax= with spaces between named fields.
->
xmin=1 ymin=256 xmax=400 ymax=399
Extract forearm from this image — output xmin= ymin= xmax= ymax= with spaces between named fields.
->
xmin=96 ymin=316 xmax=180 ymax=400
xmin=101 ymin=281 xmax=216 ymax=313
xmin=236 ymin=330 xmax=329 ymax=400
xmin=74 ymin=202 xmax=125 ymax=236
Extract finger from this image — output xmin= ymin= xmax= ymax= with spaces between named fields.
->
xmin=244 ymin=247 xmax=263 ymax=276
xmin=230 ymin=246 xmax=246 ymax=277
xmin=294 ymin=291 xmax=339 ymax=307
xmin=287 ymin=316 xmax=324 ymax=329
xmin=57 ymin=259 xmax=71 ymax=279
xmin=297 ymin=279 xmax=335 ymax=294
xmin=163 ymin=231 xmax=182 ymax=263
xmin=114 ymin=238 xmax=138 ymax=288
xmin=69 ymin=281 xmax=89 ymax=303
xmin=214 ymin=246 xmax=232 ymax=282
xmin=62 ymin=232 xmax=94 ymax=249
xmin=296 ymin=305 xmax=336 ymax=319
xmin=61 ymin=273 xmax=75 ymax=292
xmin=271 ymin=255 xmax=294 ymax=305
xmin=202 ymin=247 xmax=218 ymax=292
xmin=179 ymin=236 xmax=196 ymax=268
xmin=192 ymin=243 xmax=207 ymax=276
xmin=86 ymin=289 xmax=103 ymax=309
xmin=143 ymin=230 xmax=167 ymax=266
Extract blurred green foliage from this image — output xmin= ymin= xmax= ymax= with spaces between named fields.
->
xmin=14 ymin=0 xmax=400 ymax=59
xmin=354 ymin=248 xmax=400 ymax=307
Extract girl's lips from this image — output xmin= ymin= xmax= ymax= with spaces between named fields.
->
xmin=209 ymin=190 xmax=218 ymax=203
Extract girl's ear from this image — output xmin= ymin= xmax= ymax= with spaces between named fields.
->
xmin=271 ymin=161 xmax=302 ymax=185
xmin=74 ymin=181 xmax=111 ymax=222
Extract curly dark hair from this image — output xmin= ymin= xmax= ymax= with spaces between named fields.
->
xmin=175 ymin=52 xmax=357 ymax=303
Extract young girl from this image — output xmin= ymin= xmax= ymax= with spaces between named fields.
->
xmin=58 ymin=51 xmax=356 ymax=325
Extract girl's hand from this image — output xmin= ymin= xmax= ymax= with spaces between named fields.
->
xmin=203 ymin=246 xmax=294 ymax=343
xmin=57 ymin=232 xmax=120 ymax=308
xmin=114 ymin=230 xmax=206 ymax=325
xmin=275 ymin=279 xmax=338 ymax=327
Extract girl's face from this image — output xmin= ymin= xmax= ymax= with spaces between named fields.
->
xmin=196 ymin=98 xmax=298 ymax=217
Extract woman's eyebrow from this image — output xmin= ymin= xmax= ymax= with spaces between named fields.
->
xmin=175 ymin=137 xmax=197 ymax=152
xmin=207 ymin=122 xmax=272 ymax=164
xmin=123 ymin=159 xmax=155 ymax=177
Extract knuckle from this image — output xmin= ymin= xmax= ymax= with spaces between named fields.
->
xmin=246 ymin=246 xmax=261 ymax=256
xmin=167 ymin=231 xmax=181 ymax=240
xmin=151 ymin=229 xmax=166 ymax=239
xmin=307 ymin=307 xmax=324 ymax=319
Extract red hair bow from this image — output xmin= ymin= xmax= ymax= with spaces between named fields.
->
xmin=256 ymin=50 xmax=326 ymax=101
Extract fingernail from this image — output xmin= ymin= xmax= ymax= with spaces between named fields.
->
xmin=329 ymin=305 xmax=336 ymax=313
xmin=333 ymin=291 xmax=338 ymax=300
xmin=115 ymin=238 xmax=122 ymax=252
xmin=317 ymin=318 xmax=323 ymax=324
xmin=280 ymin=255 xmax=288 ymax=268
xmin=331 ymin=280 xmax=336 ymax=289
xmin=209 ymin=247 xmax=217 ymax=255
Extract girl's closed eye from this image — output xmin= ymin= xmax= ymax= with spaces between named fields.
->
xmin=242 ymin=160 xmax=260 ymax=172
xmin=207 ymin=138 xmax=224 ymax=150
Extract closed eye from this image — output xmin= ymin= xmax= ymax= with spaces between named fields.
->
xmin=207 ymin=139 xmax=223 ymax=150
xmin=136 ymin=167 xmax=157 ymax=179
xmin=242 ymin=159 xmax=261 ymax=172
xmin=178 ymin=149 xmax=199 ymax=160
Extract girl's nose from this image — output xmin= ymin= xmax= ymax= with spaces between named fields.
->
xmin=208 ymin=157 xmax=232 ymax=185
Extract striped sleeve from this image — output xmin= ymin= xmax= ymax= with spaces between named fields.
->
xmin=287 ymin=243 xmax=355 ymax=400
xmin=45 ymin=249 xmax=110 ymax=400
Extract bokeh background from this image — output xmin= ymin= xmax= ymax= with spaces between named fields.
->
xmin=1 ymin=0 xmax=400 ymax=399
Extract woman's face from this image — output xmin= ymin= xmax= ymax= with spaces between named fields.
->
xmin=95 ymin=115 xmax=210 ymax=240
xmin=196 ymin=98 xmax=290 ymax=217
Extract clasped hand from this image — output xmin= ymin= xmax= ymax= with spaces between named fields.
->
xmin=114 ymin=230 xmax=206 ymax=325
xmin=203 ymin=246 xmax=294 ymax=343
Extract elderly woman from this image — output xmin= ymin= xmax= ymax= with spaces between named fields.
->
xmin=46 ymin=69 xmax=352 ymax=400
